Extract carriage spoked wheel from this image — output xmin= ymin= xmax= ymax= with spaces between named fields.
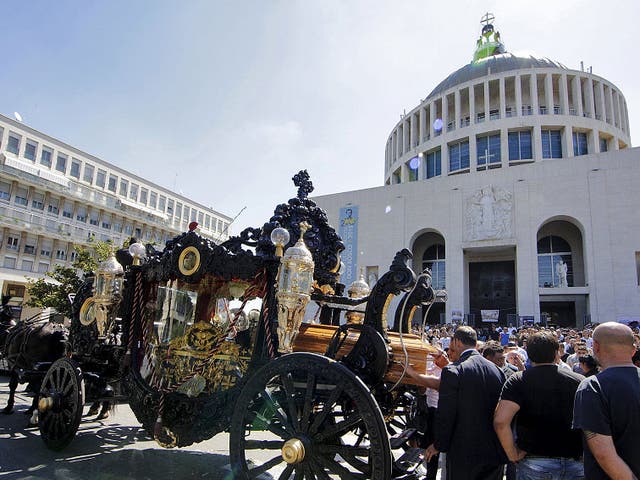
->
xmin=38 ymin=358 xmax=85 ymax=451
xmin=230 ymin=352 xmax=392 ymax=479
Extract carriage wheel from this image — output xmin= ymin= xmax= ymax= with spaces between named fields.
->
xmin=38 ymin=358 xmax=85 ymax=451
xmin=229 ymin=352 xmax=392 ymax=479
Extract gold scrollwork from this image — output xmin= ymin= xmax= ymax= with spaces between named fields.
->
xmin=178 ymin=246 xmax=201 ymax=276
xmin=79 ymin=298 xmax=96 ymax=326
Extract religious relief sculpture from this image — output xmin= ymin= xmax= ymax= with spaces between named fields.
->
xmin=464 ymin=185 xmax=513 ymax=241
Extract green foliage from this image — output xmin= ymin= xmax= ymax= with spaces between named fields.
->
xmin=25 ymin=240 xmax=115 ymax=318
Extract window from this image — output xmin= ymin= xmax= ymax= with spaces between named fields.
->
xmin=56 ymin=250 xmax=66 ymax=260
xmin=4 ymin=257 xmax=16 ymax=269
xmin=119 ymin=179 xmax=129 ymax=196
xmin=6 ymin=237 xmax=19 ymax=250
xmin=183 ymin=205 xmax=190 ymax=220
xmin=24 ymin=244 xmax=35 ymax=255
xmin=599 ymin=137 xmax=608 ymax=153
xmin=70 ymin=251 xmax=78 ymax=262
xmin=205 ymin=214 xmax=211 ymax=229
xmin=130 ymin=183 xmax=138 ymax=200
xmin=96 ymin=169 xmax=106 ymax=188
xmin=541 ymin=129 xmax=562 ymax=158
xmin=422 ymin=244 xmax=445 ymax=290
xmin=449 ymin=140 xmax=470 ymax=172
xmin=176 ymin=202 xmax=183 ymax=219
xmin=108 ymin=175 xmax=117 ymax=192
xmin=124 ymin=224 xmax=133 ymax=235
xmin=572 ymin=131 xmax=588 ymax=156
xmin=40 ymin=147 xmax=52 ymax=167
xmin=70 ymin=159 xmax=81 ymax=178
xmin=62 ymin=201 xmax=73 ymax=218
xmin=406 ymin=157 xmax=419 ymax=182
xmin=38 ymin=262 xmax=49 ymax=273
xmin=47 ymin=198 xmax=59 ymax=215
xmin=24 ymin=142 xmax=37 ymax=161
xmin=140 ymin=188 xmax=148 ymax=205
xmin=425 ymin=149 xmax=441 ymax=179
xmin=21 ymin=260 xmax=33 ymax=272
xmin=102 ymin=219 xmax=111 ymax=229
xmin=508 ymin=130 xmax=533 ymax=161
xmin=31 ymin=192 xmax=45 ymax=210
xmin=7 ymin=135 xmax=20 ymax=155
xmin=113 ymin=222 xmax=122 ymax=233
xmin=55 ymin=154 xmax=67 ymax=173
xmin=477 ymin=133 xmax=501 ymax=167
xmin=76 ymin=206 xmax=87 ymax=222
xmin=0 ymin=181 xmax=11 ymax=200
xmin=83 ymin=164 xmax=94 ymax=183
xmin=149 ymin=191 xmax=157 ymax=209
xmin=166 ymin=199 xmax=173 ymax=215
xmin=537 ymin=235 xmax=573 ymax=287
xmin=392 ymin=169 xmax=401 ymax=184
xmin=14 ymin=187 xmax=28 ymax=206
xmin=89 ymin=211 xmax=99 ymax=226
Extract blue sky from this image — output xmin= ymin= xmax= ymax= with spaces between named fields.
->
xmin=1 ymin=0 xmax=638 ymax=232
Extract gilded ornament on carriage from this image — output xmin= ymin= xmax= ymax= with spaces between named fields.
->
xmin=178 ymin=246 xmax=201 ymax=276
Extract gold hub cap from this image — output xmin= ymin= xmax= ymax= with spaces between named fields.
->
xmin=281 ymin=438 xmax=305 ymax=464
xmin=38 ymin=397 xmax=54 ymax=412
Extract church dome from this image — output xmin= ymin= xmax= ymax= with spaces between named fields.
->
xmin=427 ymin=53 xmax=568 ymax=101
xmin=384 ymin=13 xmax=630 ymax=186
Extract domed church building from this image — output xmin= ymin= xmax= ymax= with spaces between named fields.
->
xmin=314 ymin=14 xmax=637 ymax=327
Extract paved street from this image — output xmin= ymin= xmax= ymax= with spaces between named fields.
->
xmin=0 ymin=376 xmax=234 ymax=480
xmin=0 ymin=376 xmax=442 ymax=480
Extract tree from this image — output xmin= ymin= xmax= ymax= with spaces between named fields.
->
xmin=25 ymin=241 xmax=114 ymax=318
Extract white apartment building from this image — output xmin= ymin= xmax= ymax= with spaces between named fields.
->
xmin=314 ymin=16 xmax=639 ymax=328
xmin=0 ymin=113 xmax=232 ymax=319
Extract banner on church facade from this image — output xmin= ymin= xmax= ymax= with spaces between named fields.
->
xmin=338 ymin=206 xmax=358 ymax=287
xmin=481 ymin=309 xmax=500 ymax=322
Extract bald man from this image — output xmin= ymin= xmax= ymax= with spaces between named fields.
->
xmin=573 ymin=322 xmax=640 ymax=480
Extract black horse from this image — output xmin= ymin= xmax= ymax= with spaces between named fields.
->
xmin=2 ymin=309 xmax=113 ymax=424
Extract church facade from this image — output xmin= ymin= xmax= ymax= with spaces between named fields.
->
xmin=313 ymin=16 xmax=638 ymax=327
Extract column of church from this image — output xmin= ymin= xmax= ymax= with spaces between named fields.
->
xmin=499 ymin=77 xmax=509 ymax=168
xmin=545 ymin=73 xmax=554 ymax=114
xmin=564 ymin=75 xmax=578 ymax=157
xmin=530 ymin=74 xmax=542 ymax=161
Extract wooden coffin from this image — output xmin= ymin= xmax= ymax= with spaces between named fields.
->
xmin=293 ymin=323 xmax=439 ymax=387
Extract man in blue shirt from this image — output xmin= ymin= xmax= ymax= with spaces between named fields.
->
xmin=573 ymin=322 xmax=640 ymax=480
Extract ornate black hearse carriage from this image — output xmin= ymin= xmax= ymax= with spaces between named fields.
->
xmin=36 ymin=171 xmax=445 ymax=479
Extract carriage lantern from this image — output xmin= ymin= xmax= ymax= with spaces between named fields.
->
xmin=270 ymin=226 xmax=290 ymax=258
xmin=273 ymin=222 xmax=314 ymax=353
xmin=92 ymin=253 xmax=124 ymax=337
xmin=346 ymin=272 xmax=370 ymax=324
xmin=128 ymin=240 xmax=147 ymax=266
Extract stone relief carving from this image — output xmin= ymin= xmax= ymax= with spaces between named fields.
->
xmin=464 ymin=185 xmax=513 ymax=241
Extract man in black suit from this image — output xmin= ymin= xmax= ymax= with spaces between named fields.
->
xmin=425 ymin=326 xmax=506 ymax=480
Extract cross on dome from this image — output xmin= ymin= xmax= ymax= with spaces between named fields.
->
xmin=481 ymin=12 xmax=495 ymax=26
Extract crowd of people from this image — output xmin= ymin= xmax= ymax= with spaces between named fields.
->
xmin=405 ymin=321 xmax=640 ymax=480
